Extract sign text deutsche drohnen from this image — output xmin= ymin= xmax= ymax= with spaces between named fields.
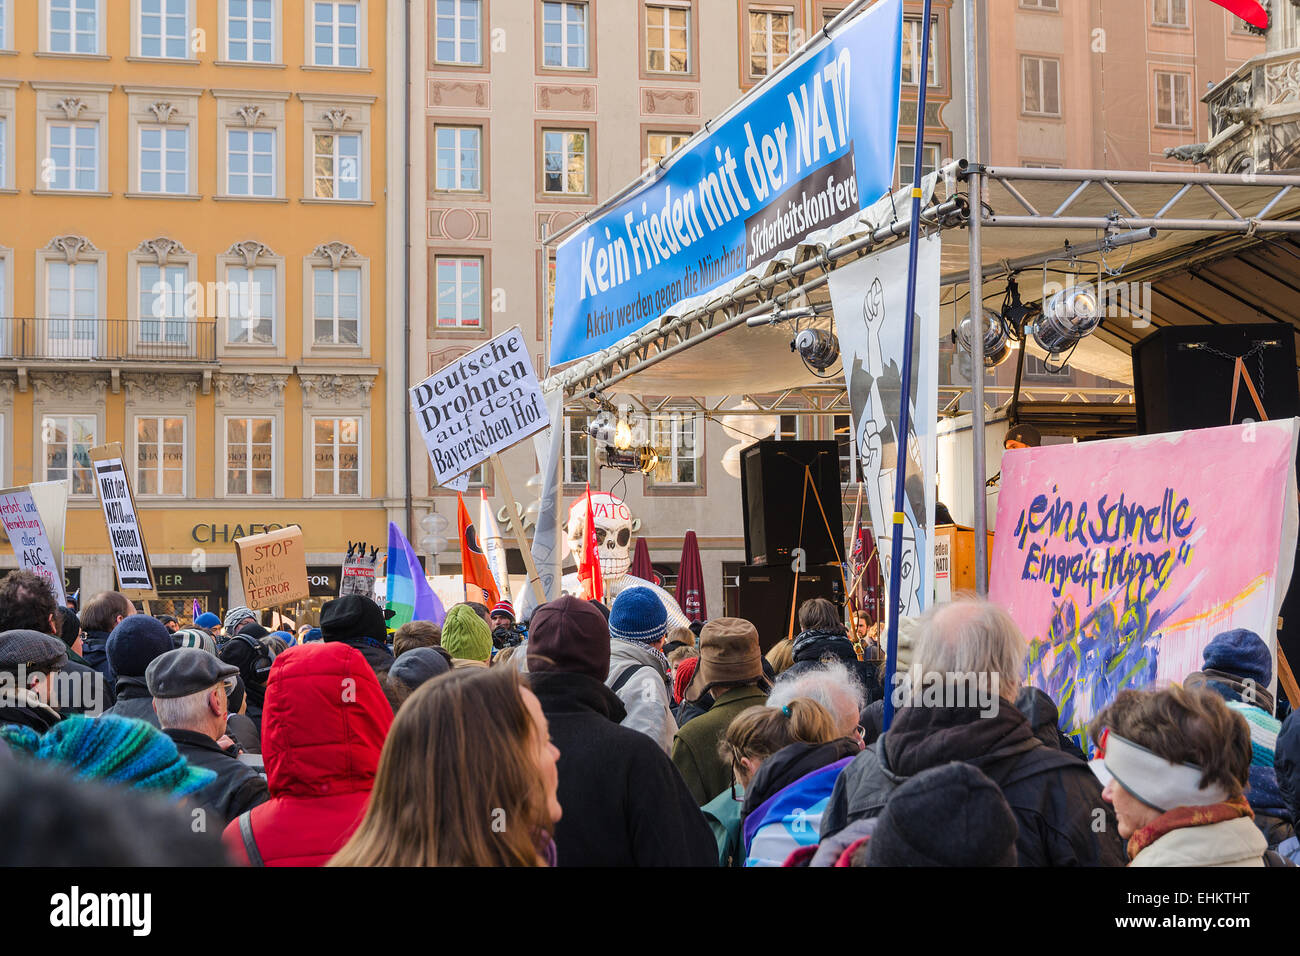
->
xmin=236 ymin=525 xmax=311 ymax=609
xmin=549 ymin=0 xmax=902 ymax=367
xmin=0 ymin=486 xmax=66 ymax=605
xmin=92 ymin=458 xmax=154 ymax=592
xmin=411 ymin=325 xmax=550 ymax=487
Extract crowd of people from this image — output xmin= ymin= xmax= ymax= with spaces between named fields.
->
xmin=0 ymin=565 xmax=1296 ymax=868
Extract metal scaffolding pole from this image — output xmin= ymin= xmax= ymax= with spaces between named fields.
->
xmin=966 ymin=0 xmax=989 ymax=596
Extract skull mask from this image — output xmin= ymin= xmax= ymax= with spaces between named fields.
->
xmin=566 ymin=492 xmax=642 ymax=579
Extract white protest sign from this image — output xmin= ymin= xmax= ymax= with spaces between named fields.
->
xmin=89 ymin=444 xmax=157 ymax=599
xmin=411 ymin=326 xmax=550 ymax=486
xmin=0 ymin=485 xmax=67 ymax=605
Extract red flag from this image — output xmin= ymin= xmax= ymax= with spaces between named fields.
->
xmin=1209 ymin=0 xmax=1267 ymax=29
xmin=457 ymin=492 xmax=500 ymax=607
xmin=577 ymin=484 xmax=604 ymax=603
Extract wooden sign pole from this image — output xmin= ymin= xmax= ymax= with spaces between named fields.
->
xmin=491 ymin=453 xmax=547 ymax=608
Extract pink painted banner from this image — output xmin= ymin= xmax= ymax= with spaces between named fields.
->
xmin=990 ymin=420 xmax=1298 ymax=750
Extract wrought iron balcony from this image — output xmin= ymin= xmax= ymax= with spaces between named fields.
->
xmin=0 ymin=317 xmax=219 ymax=363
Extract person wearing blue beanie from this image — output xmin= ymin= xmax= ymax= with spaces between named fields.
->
xmin=606 ymin=587 xmax=675 ymax=754
xmin=102 ymin=615 xmax=174 ymax=728
xmin=194 ymin=612 xmax=221 ymax=631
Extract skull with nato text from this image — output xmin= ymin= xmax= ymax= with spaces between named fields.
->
xmin=566 ymin=492 xmax=642 ymax=580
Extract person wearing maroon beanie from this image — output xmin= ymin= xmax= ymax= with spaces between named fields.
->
xmin=524 ymin=596 xmax=715 ymax=867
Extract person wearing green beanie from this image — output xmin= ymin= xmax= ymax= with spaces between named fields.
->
xmin=441 ymin=604 xmax=492 ymax=666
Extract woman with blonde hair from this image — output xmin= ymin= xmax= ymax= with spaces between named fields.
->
xmin=701 ymin=697 xmax=844 ymax=866
xmin=330 ymin=666 xmax=561 ymax=866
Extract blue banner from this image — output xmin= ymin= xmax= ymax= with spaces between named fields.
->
xmin=550 ymin=0 xmax=902 ymax=368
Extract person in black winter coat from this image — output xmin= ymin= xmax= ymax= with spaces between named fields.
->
xmin=0 ymin=630 xmax=67 ymax=733
xmin=147 ymin=648 xmax=269 ymax=827
xmin=526 ymin=595 xmax=717 ymax=867
xmin=76 ymin=590 xmax=137 ymax=694
xmin=821 ymin=599 xmax=1126 ymax=867
xmin=783 ymin=598 xmax=878 ymax=695
xmin=319 ymin=595 xmax=394 ymax=676
xmin=0 ymin=572 xmax=108 ymax=715
xmin=1015 ymin=686 xmax=1087 ymax=762
xmin=101 ymin=615 xmax=175 ymax=727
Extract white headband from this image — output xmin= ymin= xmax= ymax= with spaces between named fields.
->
xmin=1102 ymin=731 xmax=1229 ymax=812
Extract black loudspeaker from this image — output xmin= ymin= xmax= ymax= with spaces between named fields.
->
xmin=1132 ymin=324 xmax=1299 ymax=434
xmin=738 ymin=564 xmax=844 ymax=654
xmin=740 ymin=440 xmax=844 ymax=567
xmin=1133 ymin=324 xmax=1300 ymax=707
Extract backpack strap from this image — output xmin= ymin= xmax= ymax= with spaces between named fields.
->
xmin=610 ymin=663 xmax=651 ymax=696
xmin=238 ymin=810 xmax=265 ymax=868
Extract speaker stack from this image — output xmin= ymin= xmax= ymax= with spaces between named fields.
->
xmin=737 ymin=440 xmax=845 ymax=649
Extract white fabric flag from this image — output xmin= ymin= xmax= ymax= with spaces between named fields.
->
xmin=480 ymin=488 xmax=513 ymax=602
xmin=828 ymin=235 xmax=941 ymax=621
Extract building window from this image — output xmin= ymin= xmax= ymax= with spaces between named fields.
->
xmin=646 ymin=130 xmax=690 ymax=166
xmin=542 ymin=128 xmax=588 ymax=194
xmin=645 ymin=3 xmax=688 ymax=73
xmin=748 ymin=8 xmax=793 ymax=80
xmin=1019 ymin=0 xmax=1058 ymax=9
xmin=312 ymin=265 xmax=361 ymax=344
xmin=313 ymin=132 xmax=361 ymax=199
xmin=139 ymin=126 xmax=188 ymax=193
xmin=225 ymin=416 xmax=274 ymax=495
xmin=821 ymin=6 xmax=844 ymax=27
xmin=48 ymin=123 xmax=99 ymax=191
xmin=46 ymin=260 xmax=98 ymax=356
xmin=1155 ymin=71 xmax=1192 ymax=128
xmin=435 ymin=256 xmax=483 ymax=329
xmin=435 ymin=0 xmax=481 ymax=65
xmin=227 ymin=128 xmax=276 ymax=197
xmin=227 ymin=0 xmax=275 ymax=62
xmin=834 ymin=414 xmax=859 ymax=484
xmin=43 ymin=415 xmax=97 ymax=494
xmin=0 ymin=117 xmax=7 ymax=189
xmin=435 ymin=125 xmax=481 ymax=191
xmin=650 ymin=413 xmax=701 ymax=485
xmin=139 ymin=263 xmax=189 ymax=344
xmin=1022 ymin=56 xmax=1061 ymax=117
xmin=135 ymin=416 xmax=185 ymax=495
xmin=542 ymin=1 xmax=587 ymax=69
xmin=313 ymin=417 xmax=361 ymax=495
xmin=140 ymin=0 xmax=188 ymax=58
xmin=776 ymin=413 xmax=800 ymax=440
xmin=312 ymin=1 xmax=360 ymax=66
xmin=49 ymin=0 xmax=100 ymax=54
xmin=0 ymin=0 xmax=9 ymax=50
xmin=897 ymin=141 xmax=940 ymax=187
xmin=563 ymin=414 xmax=592 ymax=484
xmin=1024 ymin=354 xmax=1070 ymax=379
xmin=226 ymin=265 xmax=276 ymax=344
xmin=1153 ymin=0 xmax=1188 ymax=27
xmin=902 ymin=17 xmax=939 ymax=87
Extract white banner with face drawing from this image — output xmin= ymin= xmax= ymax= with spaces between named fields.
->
xmin=828 ymin=235 xmax=940 ymax=621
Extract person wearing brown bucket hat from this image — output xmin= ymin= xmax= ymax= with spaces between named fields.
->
xmin=671 ymin=618 xmax=772 ymax=805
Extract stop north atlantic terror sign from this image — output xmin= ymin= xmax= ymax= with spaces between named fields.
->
xmin=410 ymin=325 xmax=549 ymax=487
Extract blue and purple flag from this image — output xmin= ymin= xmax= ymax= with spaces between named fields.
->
xmin=386 ymin=521 xmax=445 ymax=629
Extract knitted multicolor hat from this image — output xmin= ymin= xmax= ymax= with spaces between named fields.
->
xmin=0 ymin=715 xmax=215 ymax=799
xmin=173 ymin=627 xmax=217 ymax=656
xmin=490 ymin=601 xmax=515 ymax=622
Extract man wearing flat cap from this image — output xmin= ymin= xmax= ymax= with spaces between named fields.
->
xmin=671 ymin=618 xmax=772 ymax=805
xmin=147 ymin=648 xmax=269 ymax=825
xmin=0 ymin=629 xmax=68 ymax=733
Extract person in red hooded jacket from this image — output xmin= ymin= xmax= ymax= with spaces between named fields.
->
xmin=222 ymin=641 xmax=392 ymax=866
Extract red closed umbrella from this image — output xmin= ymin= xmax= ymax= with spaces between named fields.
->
xmin=675 ymin=530 xmax=706 ymax=623
xmin=629 ymin=537 xmax=656 ymax=583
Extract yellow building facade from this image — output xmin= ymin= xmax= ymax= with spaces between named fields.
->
xmin=0 ymin=0 xmax=399 ymax=625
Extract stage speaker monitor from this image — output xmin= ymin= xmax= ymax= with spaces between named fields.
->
xmin=737 ymin=563 xmax=844 ymax=654
xmin=740 ymin=439 xmax=844 ymax=568
xmin=1132 ymin=324 xmax=1299 ymax=435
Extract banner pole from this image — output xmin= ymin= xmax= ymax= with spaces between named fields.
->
xmin=966 ymin=0 xmax=989 ymax=596
xmin=882 ymin=0 xmax=936 ymax=732
xmin=491 ymin=453 xmax=547 ymax=608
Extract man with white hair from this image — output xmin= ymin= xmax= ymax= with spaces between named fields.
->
xmin=769 ymin=662 xmax=865 ymax=748
xmin=147 ymin=648 xmax=268 ymax=826
xmin=818 ymin=598 xmax=1126 ymax=867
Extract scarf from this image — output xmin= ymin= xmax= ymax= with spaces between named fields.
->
xmin=612 ymin=637 xmax=670 ymax=675
xmin=1126 ymin=796 xmax=1253 ymax=861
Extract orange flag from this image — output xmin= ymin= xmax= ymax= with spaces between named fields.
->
xmin=577 ymin=484 xmax=604 ymax=604
xmin=457 ymin=492 xmax=500 ymax=607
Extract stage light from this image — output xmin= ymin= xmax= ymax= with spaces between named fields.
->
xmin=955 ymin=307 xmax=1011 ymax=368
xmin=792 ymin=328 xmax=840 ymax=371
xmin=614 ymin=418 xmax=634 ymax=450
xmin=598 ymin=443 xmax=659 ymax=475
xmin=1031 ymin=284 xmax=1101 ymax=355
